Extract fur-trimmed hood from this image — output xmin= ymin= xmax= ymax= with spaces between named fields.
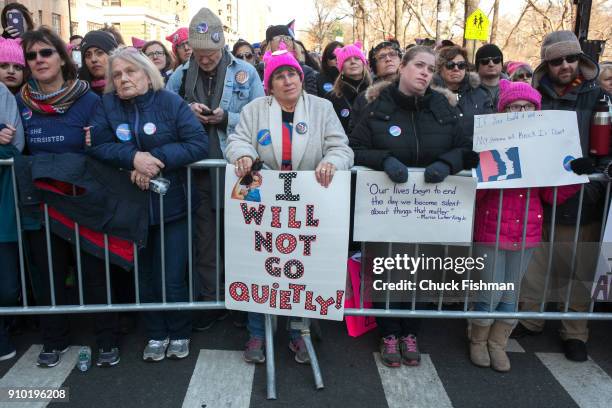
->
xmin=364 ymin=79 xmax=459 ymax=107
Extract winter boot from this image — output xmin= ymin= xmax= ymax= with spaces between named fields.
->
xmin=488 ymin=320 xmax=513 ymax=372
xmin=469 ymin=322 xmax=491 ymax=368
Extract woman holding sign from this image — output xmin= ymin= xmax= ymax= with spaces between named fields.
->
xmin=225 ymin=41 xmax=353 ymax=364
xmin=469 ymin=79 xmax=590 ymax=372
xmin=349 ymin=45 xmax=474 ymax=368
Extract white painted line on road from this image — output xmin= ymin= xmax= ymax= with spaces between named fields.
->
xmin=374 ymin=352 xmax=453 ymax=408
xmin=182 ymin=349 xmax=255 ymax=408
xmin=506 ymin=339 xmax=526 ymax=353
xmin=0 ymin=344 xmax=80 ymax=408
xmin=537 ymin=352 xmax=612 ymax=408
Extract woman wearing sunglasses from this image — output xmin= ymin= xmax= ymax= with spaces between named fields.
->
xmin=432 ymin=45 xmax=494 ymax=138
xmin=142 ymin=40 xmax=175 ymax=84
xmin=232 ymin=39 xmax=257 ymax=67
xmin=316 ymin=41 xmax=343 ymax=97
xmin=16 ymin=27 xmax=121 ymax=368
xmin=225 ymin=43 xmax=353 ymax=365
xmin=506 ymin=61 xmax=534 ymax=84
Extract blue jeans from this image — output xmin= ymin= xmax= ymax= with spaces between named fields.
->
xmin=248 ymin=312 xmax=301 ymax=340
xmin=0 ymin=243 xmax=19 ymax=353
xmin=473 ymin=246 xmax=535 ymax=326
xmin=139 ymin=218 xmax=191 ymax=340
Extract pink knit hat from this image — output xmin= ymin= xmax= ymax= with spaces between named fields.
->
xmin=262 ymin=41 xmax=304 ymax=94
xmin=0 ymin=37 xmax=24 ymax=67
xmin=131 ymin=37 xmax=146 ymax=49
xmin=497 ymin=79 xmax=542 ymax=112
xmin=506 ymin=61 xmax=532 ymax=76
xmin=333 ymin=41 xmax=367 ymax=73
xmin=165 ymin=27 xmax=189 ymax=54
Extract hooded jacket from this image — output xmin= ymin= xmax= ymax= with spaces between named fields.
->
xmin=349 ymin=81 xmax=470 ymax=172
xmin=532 ymin=54 xmax=606 ymax=225
xmin=324 ymin=76 xmax=370 ymax=134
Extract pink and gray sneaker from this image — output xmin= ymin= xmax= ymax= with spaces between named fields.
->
xmin=380 ymin=335 xmax=401 ymax=367
xmin=400 ymin=334 xmax=421 ymax=366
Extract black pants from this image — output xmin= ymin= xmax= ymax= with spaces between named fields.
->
xmin=374 ymin=302 xmax=424 ymax=337
xmin=27 ymin=229 xmax=119 ymax=350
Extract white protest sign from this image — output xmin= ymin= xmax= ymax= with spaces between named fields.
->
xmin=591 ymin=205 xmax=612 ymax=301
xmin=353 ymin=171 xmax=477 ymax=244
xmin=472 ymin=110 xmax=589 ymax=188
xmin=224 ymin=165 xmax=351 ymax=320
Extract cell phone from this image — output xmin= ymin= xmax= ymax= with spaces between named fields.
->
xmin=72 ymin=50 xmax=82 ymax=68
xmin=6 ymin=11 xmax=25 ymax=36
xmin=202 ymin=108 xmax=214 ymax=116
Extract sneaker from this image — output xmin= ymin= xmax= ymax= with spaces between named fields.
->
xmin=193 ymin=310 xmax=229 ymax=331
xmin=563 ymin=339 xmax=588 ymax=362
xmin=232 ymin=311 xmax=248 ymax=328
xmin=400 ymin=334 xmax=421 ymax=366
xmin=243 ymin=337 xmax=265 ymax=364
xmin=37 ymin=346 xmax=69 ymax=367
xmin=379 ymin=335 xmax=401 ymax=367
xmin=0 ymin=348 xmax=16 ymax=362
xmin=509 ymin=323 xmax=541 ymax=339
xmin=96 ymin=348 xmax=120 ymax=367
xmin=289 ymin=337 xmax=310 ymax=364
xmin=166 ymin=339 xmax=190 ymax=360
xmin=143 ymin=338 xmax=169 ymax=362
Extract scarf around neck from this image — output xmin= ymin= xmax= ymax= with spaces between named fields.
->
xmin=20 ymin=79 xmax=90 ymax=115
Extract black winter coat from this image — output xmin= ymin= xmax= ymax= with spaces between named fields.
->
xmin=316 ymin=69 xmax=339 ymax=97
xmin=349 ymin=81 xmax=470 ymax=172
xmin=324 ymin=77 xmax=369 ymax=134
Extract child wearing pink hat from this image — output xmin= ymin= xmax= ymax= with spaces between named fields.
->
xmin=323 ymin=41 xmax=371 ymax=132
xmin=469 ymin=79 xmax=591 ymax=373
xmin=0 ymin=37 xmax=25 ymax=94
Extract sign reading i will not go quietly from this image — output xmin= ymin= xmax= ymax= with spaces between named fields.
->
xmin=224 ymin=165 xmax=351 ymax=321
xmin=472 ymin=110 xmax=589 ymax=189
xmin=353 ymin=171 xmax=477 ymax=244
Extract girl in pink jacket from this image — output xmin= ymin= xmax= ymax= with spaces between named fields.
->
xmin=469 ymin=79 xmax=586 ymax=373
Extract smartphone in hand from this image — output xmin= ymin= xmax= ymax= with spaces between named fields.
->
xmin=72 ymin=50 xmax=82 ymax=68
xmin=6 ymin=11 xmax=25 ymax=36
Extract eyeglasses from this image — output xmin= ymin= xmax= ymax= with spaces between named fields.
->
xmin=273 ymin=35 xmax=293 ymax=44
xmin=177 ymin=42 xmax=191 ymax=50
xmin=376 ymin=50 xmax=400 ymax=61
xmin=547 ymin=54 xmax=580 ymax=67
xmin=25 ymin=48 xmax=57 ymax=61
xmin=478 ymin=57 xmax=502 ymax=66
xmin=145 ymin=50 xmax=165 ymax=58
xmin=445 ymin=61 xmax=467 ymax=70
xmin=515 ymin=72 xmax=532 ymax=80
xmin=237 ymin=52 xmax=254 ymax=60
xmin=506 ymin=103 xmax=536 ymax=112
xmin=241 ymin=159 xmax=264 ymax=186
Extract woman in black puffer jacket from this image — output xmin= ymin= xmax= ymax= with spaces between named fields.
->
xmin=349 ymin=45 xmax=474 ymax=369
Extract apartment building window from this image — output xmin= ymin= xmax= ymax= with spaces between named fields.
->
xmin=52 ymin=13 xmax=61 ymax=36
xmin=226 ymin=16 xmax=231 ymax=24
xmin=227 ymin=4 xmax=231 ymax=12
xmin=218 ymin=9 xmax=222 ymax=16
xmin=87 ymin=22 xmax=104 ymax=32
xmin=70 ymin=22 xmax=78 ymax=36
xmin=37 ymin=10 xmax=43 ymax=26
xmin=102 ymin=0 xmax=121 ymax=5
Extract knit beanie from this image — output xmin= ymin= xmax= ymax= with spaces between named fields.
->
xmin=540 ymin=30 xmax=582 ymax=61
xmin=265 ymin=24 xmax=292 ymax=43
xmin=81 ymin=30 xmax=118 ymax=55
xmin=497 ymin=79 xmax=541 ymax=112
xmin=165 ymin=27 xmax=189 ymax=54
xmin=475 ymin=43 xmax=503 ymax=64
xmin=334 ymin=41 xmax=367 ymax=73
xmin=0 ymin=37 xmax=24 ymax=66
xmin=131 ymin=37 xmax=146 ymax=49
xmin=189 ymin=8 xmax=225 ymax=50
xmin=263 ymin=41 xmax=304 ymax=94
xmin=506 ymin=61 xmax=532 ymax=76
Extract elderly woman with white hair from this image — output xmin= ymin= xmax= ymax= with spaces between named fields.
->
xmin=88 ymin=46 xmax=208 ymax=362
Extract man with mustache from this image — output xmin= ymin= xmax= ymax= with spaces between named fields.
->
xmin=512 ymin=31 xmax=607 ymax=363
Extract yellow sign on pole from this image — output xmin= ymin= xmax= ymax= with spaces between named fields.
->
xmin=464 ymin=8 xmax=490 ymax=41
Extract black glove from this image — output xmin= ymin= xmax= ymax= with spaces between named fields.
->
xmin=382 ymin=156 xmax=408 ymax=183
xmin=424 ymin=161 xmax=451 ymax=183
xmin=570 ymin=157 xmax=596 ymax=175
xmin=463 ymin=150 xmax=480 ymax=170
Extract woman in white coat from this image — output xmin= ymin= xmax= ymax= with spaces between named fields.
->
xmin=225 ymin=41 xmax=353 ymax=364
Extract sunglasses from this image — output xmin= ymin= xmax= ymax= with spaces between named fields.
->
xmin=240 ymin=159 xmax=264 ymax=186
xmin=478 ymin=57 xmax=502 ymax=66
xmin=25 ymin=48 xmax=57 ymax=61
xmin=237 ymin=52 xmax=254 ymax=60
xmin=515 ymin=72 xmax=532 ymax=80
xmin=547 ymin=54 xmax=580 ymax=67
xmin=376 ymin=50 xmax=400 ymax=61
xmin=445 ymin=61 xmax=467 ymax=70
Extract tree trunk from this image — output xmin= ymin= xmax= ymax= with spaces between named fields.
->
xmin=464 ymin=0 xmax=480 ymax=62
xmin=436 ymin=0 xmax=442 ymax=41
xmin=394 ymin=0 xmax=403 ymax=40
xmin=490 ymin=0 xmax=500 ymax=44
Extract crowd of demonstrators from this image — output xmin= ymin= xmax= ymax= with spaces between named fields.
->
xmin=323 ymin=42 xmax=371 ymax=133
xmin=0 ymin=3 xmax=610 ymax=372
xmin=349 ymin=46 xmax=475 ymax=367
xmin=226 ymin=42 xmax=353 ymax=363
xmin=88 ymin=47 xmax=208 ymax=362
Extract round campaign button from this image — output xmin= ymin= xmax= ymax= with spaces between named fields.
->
xmin=257 ymin=129 xmax=271 ymax=146
xmin=323 ymin=82 xmax=333 ymax=92
xmin=196 ymin=22 xmax=208 ymax=34
xmin=143 ymin=122 xmax=157 ymax=135
xmin=116 ymin=123 xmax=132 ymax=142
xmin=340 ymin=108 xmax=350 ymax=118
xmin=388 ymin=125 xmax=402 ymax=137
xmin=295 ymin=122 xmax=308 ymax=134
xmin=563 ymin=155 xmax=576 ymax=172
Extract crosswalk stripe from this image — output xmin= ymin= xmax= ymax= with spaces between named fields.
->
xmin=0 ymin=345 xmax=80 ymax=408
xmin=374 ymin=352 xmax=453 ymax=408
xmin=506 ymin=339 xmax=526 ymax=353
xmin=181 ymin=349 xmax=255 ymax=408
xmin=536 ymin=352 xmax=612 ymax=408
